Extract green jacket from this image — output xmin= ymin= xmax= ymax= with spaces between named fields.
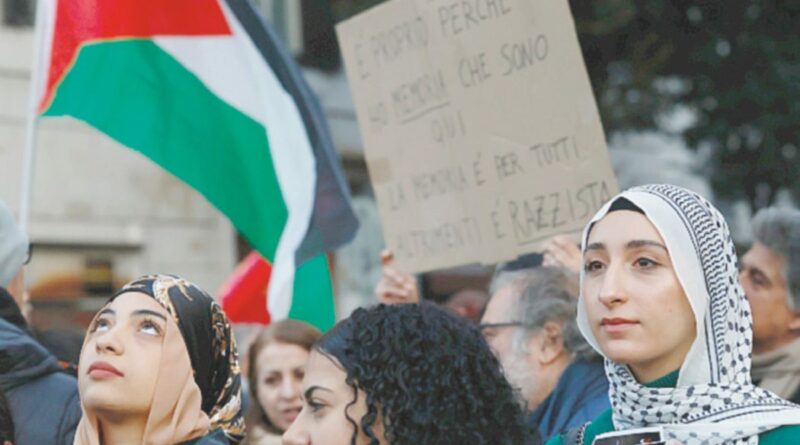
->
xmin=546 ymin=370 xmax=800 ymax=445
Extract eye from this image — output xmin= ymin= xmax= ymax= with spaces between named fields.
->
xmin=307 ymin=399 xmax=325 ymax=414
xmin=264 ymin=376 xmax=279 ymax=386
xmin=90 ymin=318 xmax=111 ymax=334
xmin=584 ymin=260 xmax=605 ymax=273
xmin=634 ymin=257 xmax=657 ymax=268
xmin=139 ymin=318 xmax=163 ymax=336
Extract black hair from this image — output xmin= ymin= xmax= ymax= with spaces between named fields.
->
xmin=585 ymin=197 xmax=645 ymax=241
xmin=315 ymin=302 xmax=532 ymax=445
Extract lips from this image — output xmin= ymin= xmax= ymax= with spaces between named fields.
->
xmin=601 ymin=317 xmax=638 ymax=326
xmin=282 ymin=407 xmax=302 ymax=422
xmin=600 ymin=317 xmax=639 ymax=334
xmin=87 ymin=361 xmax=124 ymax=379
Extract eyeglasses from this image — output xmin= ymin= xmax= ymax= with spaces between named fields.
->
xmin=478 ymin=322 xmax=526 ymax=331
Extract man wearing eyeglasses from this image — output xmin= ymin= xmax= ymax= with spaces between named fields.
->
xmin=480 ymin=265 xmax=609 ymax=442
xmin=0 ymin=200 xmax=80 ymax=445
xmin=740 ymin=207 xmax=800 ymax=404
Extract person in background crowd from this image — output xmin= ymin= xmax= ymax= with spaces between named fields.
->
xmin=442 ymin=288 xmax=488 ymax=323
xmin=481 ymin=266 xmax=608 ymax=441
xmin=0 ymin=200 xmax=81 ymax=445
xmin=550 ymin=184 xmax=800 ymax=445
xmin=739 ymin=207 xmax=800 ymax=403
xmin=243 ymin=320 xmax=321 ymax=445
xmin=282 ymin=302 xmax=538 ymax=445
xmin=75 ymin=274 xmax=244 ymax=445
xmin=374 ymin=249 xmax=489 ymax=322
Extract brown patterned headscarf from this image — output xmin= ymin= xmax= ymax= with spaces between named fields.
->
xmin=75 ymin=274 xmax=245 ymax=444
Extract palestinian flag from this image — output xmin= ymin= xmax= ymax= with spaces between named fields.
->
xmin=35 ymin=0 xmax=358 ymax=330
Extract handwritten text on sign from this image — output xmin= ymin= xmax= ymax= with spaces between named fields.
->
xmin=338 ymin=0 xmax=618 ymax=273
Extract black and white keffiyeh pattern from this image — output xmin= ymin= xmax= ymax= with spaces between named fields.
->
xmin=576 ymin=184 xmax=800 ymax=445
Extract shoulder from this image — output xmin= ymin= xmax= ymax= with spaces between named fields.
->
xmin=545 ymin=409 xmax=614 ymax=445
xmin=7 ymin=370 xmax=79 ymax=407
xmin=6 ymin=372 xmax=80 ymax=444
xmin=759 ymin=425 xmax=800 ymax=444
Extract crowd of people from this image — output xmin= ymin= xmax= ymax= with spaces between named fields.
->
xmin=2 ymin=183 xmax=800 ymax=444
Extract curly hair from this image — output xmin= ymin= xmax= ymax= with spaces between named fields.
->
xmin=315 ymin=302 xmax=533 ymax=445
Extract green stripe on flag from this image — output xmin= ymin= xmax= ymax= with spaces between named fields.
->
xmin=288 ymin=254 xmax=335 ymax=331
xmin=44 ymin=39 xmax=288 ymax=262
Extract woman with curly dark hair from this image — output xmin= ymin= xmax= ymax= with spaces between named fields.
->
xmin=282 ymin=302 xmax=536 ymax=445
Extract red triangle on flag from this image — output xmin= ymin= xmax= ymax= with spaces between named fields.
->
xmin=219 ymin=251 xmax=272 ymax=324
xmin=42 ymin=0 xmax=232 ymax=112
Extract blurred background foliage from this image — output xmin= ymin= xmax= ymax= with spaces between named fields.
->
xmin=326 ymin=0 xmax=800 ymax=209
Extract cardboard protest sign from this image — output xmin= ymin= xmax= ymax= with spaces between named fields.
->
xmin=337 ymin=0 xmax=618 ymax=273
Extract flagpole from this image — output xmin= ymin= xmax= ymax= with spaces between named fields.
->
xmin=19 ymin=0 xmax=48 ymax=230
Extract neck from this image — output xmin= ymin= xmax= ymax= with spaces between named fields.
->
xmin=98 ymin=414 xmax=148 ymax=445
xmin=527 ymin=354 xmax=571 ymax=408
xmin=753 ymin=333 xmax=800 ymax=355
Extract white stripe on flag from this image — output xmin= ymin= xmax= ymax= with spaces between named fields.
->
xmin=155 ymin=2 xmax=317 ymax=320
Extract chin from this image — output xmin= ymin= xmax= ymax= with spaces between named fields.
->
xmin=597 ymin=339 xmax=645 ymax=365
xmin=81 ymin=384 xmax=130 ymax=412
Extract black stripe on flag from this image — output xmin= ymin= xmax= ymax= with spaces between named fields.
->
xmin=223 ymin=0 xmax=359 ymax=266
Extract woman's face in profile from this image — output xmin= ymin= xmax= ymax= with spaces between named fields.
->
xmin=78 ymin=292 xmax=167 ymax=416
xmin=281 ymin=350 xmax=386 ymax=445
xmin=582 ymin=210 xmax=697 ymax=381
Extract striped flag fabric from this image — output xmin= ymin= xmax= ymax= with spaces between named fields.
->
xmin=35 ymin=0 xmax=358 ymax=330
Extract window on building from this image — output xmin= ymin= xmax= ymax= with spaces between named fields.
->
xmin=3 ymin=0 xmax=35 ymax=27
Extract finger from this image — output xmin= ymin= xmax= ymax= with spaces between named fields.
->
xmin=376 ymin=282 xmax=411 ymax=299
xmin=542 ymin=253 xmax=556 ymax=267
xmin=383 ymin=266 xmax=404 ymax=281
xmin=380 ymin=249 xmax=394 ymax=266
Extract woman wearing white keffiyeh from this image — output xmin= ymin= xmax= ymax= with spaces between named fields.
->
xmin=546 ymin=184 xmax=800 ymax=445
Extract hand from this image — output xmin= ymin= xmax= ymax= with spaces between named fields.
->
xmin=374 ymin=250 xmax=420 ymax=305
xmin=542 ymin=235 xmax=582 ymax=274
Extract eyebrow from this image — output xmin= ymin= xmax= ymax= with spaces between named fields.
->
xmin=585 ymin=240 xmax=668 ymax=252
xmin=304 ymin=385 xmax=333 ymax=400
xmin=97 ymin=308 xmax=167 ymax=321
xmin=131 ymin=309 xmax=167 ymax=321
xmin=98 ymin=308 xmax=115 ymax=317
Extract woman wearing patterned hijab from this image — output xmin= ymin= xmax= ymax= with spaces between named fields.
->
xmin=74 ymin=274 xmax=244 ymax=445
xmin=548 ymin=184 xmax=800 ymax=445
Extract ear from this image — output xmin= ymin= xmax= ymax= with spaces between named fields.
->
xmin=536 ymin=321 xmax=565 ymax=365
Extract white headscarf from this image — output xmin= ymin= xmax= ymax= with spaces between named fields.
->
xmin=576 ymin=184 xmax=800 ymax=445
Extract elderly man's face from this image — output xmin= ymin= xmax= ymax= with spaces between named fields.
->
xmin=480 ymin=285 xmax=520 ymax=362
xmin=740 ymin=242 xmax=800 ymax=354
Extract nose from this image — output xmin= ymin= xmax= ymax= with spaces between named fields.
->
xmin=279 ymin=376 xmax=300 ymax=400
xmin=95 ymin=325 xmax=124 ymax=355
xmin=282 ymin=415 xmax=310 ymax=445
xmin=596 ymin=262 xmax=627 ymax=308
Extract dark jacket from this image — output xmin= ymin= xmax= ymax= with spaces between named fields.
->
xmin=0 ymin=288 xmax=81 ymax=445
xmin=528 ymin=359 xmax=610 ymax=442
